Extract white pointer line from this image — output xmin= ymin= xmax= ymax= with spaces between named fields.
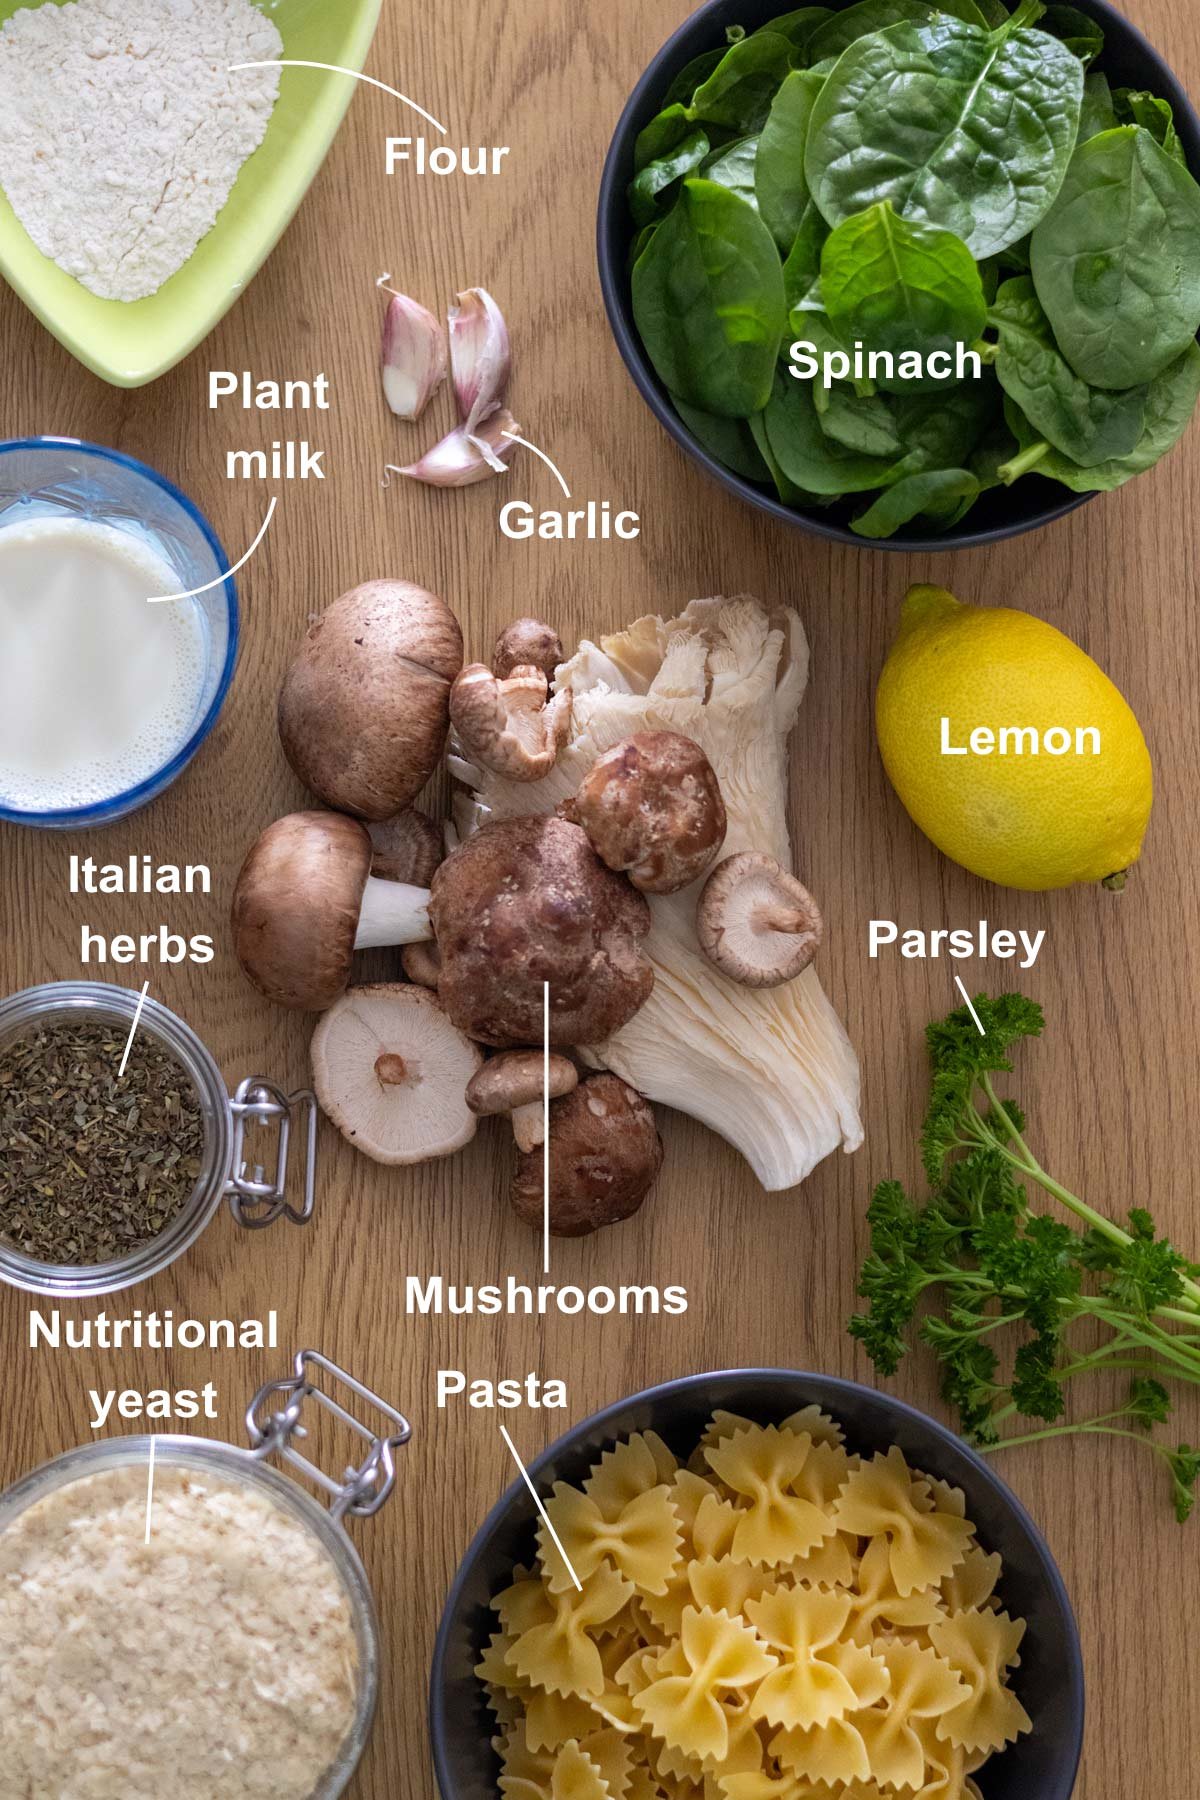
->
xmin=144 ymin=1435 xmax=157 ymax=1544
xmin=504 ymin=433 xmax=572 ymax=499
xmin=229 ymin=61 xmax=448 ymax=134
xmin=119 ymin=982 xmax=151 ymax=1078
xmin=500 ymin=1425 xmax=582 ymax=1592
xmin=543 ymin=982 xmax=551 ymax=1277
xmin=954 ymin=976 xmax=986 ymax=1037
xmin=148 ymin=496 xmax=277 ymax=603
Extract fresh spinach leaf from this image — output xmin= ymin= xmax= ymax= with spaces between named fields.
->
xmin=752 ymin=7 xmax=834 ymax=60
xmin=1030 ymin=126 xmax=1200 ymax=389
xmin=702 ymin=134 xmax=761 ymax=206
xmin=1077 ymin=70 xmax=1116 ymax=142
xmin=1041 ymin=4 xmax=1103 ymax=66
xmin=782 ymin=202 xmax=830 ymax=309
xmin=991 ymin=275 xmax=1147 ymax=464
xmin=852 ymin=467 xmax=980 ymax=535
xmin=629 ymin=127 xmax=710 ymax=226
xmin=687 ymin=31 xmax=794 ymax=132
xmin=632 ymin=178 xmax=786 ymax=417
xmin=628 ymin=223 xmax=658 ymax=273
xmin=805 ymin=9 xmax=1084 ymax=257
xmin=888 ymin=378 xmax=998 ymax=476
xmin=1000 ymin=343 xmax=1200 ymax=490
xmin=635 ymin=106 xmax=692 ymax=173
xmin=807 ymin=0 xmax=987 ymax=65
xmin=674 ymin=398 xmax=774 ymax=480
xmin=755 ymin=70 xmax=824 ymax=249
xmin=819 ymin=202 xmax=988 ymax=390
xmin=764 ymin=369 xmax=898 ymax=491
xmin=1114 ymin=88 xmax=1185 ymax=164
xmin=663 ymin=48 xmax=726 ymax=111
xmin=817 ymin=385 xmax=904 ymax=456
xmin=749 ymin=409 xmax=818 ymax=501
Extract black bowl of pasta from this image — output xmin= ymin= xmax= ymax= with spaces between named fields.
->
xmin=429 ymin=1369 xmax=1084 ymax=1798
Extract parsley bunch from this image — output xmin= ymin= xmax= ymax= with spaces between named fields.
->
xmin=851 ymin=994 xmax=1200 ymax=1521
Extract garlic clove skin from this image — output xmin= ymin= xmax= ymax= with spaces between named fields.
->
xmin=449 ymin=287 xmax=511 ymax=432
xmin=386 ymin=408 xmax=521 ymax=488
xmin=378 ymin=277 xmax=447 ymax=421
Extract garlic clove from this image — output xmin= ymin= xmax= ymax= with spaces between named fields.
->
xmin=449 ymin=287 xmax=511 ymax=432
xmin=378 ymin=275 xmax=447 ymax=421
xmin=385 ymin=408 xmax=521 ymax=489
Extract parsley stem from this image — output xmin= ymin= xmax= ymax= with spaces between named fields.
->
xmin=983 ymin=1418 xmax=1150 ymax=1453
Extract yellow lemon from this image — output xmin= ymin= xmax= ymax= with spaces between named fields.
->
xmin=876 ymin=586 xmax=1153 ymax=892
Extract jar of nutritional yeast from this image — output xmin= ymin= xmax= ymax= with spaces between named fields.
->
xmin=0 ymin=1351 xmax=410 ymax=1799
xmin=0 ymin=980 xmax=318 ymax=1298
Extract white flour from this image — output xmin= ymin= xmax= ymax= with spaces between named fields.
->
xmin=0 ymin=0 xmax=283 ymax=302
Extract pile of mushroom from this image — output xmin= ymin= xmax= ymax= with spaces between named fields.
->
xmin=230 ymin=580 xmax=858 ymax=1229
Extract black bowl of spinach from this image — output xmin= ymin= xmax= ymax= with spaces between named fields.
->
xmin=597 ymin=0 xmax=1200 ymax=548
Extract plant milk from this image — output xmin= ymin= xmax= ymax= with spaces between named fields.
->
xmin=0 ymin=516 xmax=208 ymax=813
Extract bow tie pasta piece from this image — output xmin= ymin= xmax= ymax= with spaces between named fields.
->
xmin=501 ymin=1737 xmax=614 ymax=1800
xmin=524 ymin=1690 xmax=609 ymax=1753
xmin=705 ymin=1427 xmax=836 ymax=1564
xmin=744 ymin=1586 xmax=863 ymax=1731
xmin=915 ymin=1740 xmax=987 ymax=1800
xmin=511 ymin=1567 xmax=636 ymax=1699
xmin=940 ymin=1545 xmax=1003 ymax=1616
xmin=585 ymin=1434 xmax=679 ymax=1517
xmin=782 ymin=1532 xmax=857 ymax=1590
xmin=832 ymin=1449 xmax=975 ymax=1596
xmin=780 ymin=1406 xmax=845 ymax=1448
xmin=929 ymin=1610 xmax=1033 ymax=1757
xmin=767 ymin=1715 xmax=874 ymax=1788
xmin=843 ymin=1537 xmax=950 ymax=1648
xmin=539 ymin=1480 xmax=684 ymax=1596
xmin=634 ymin=1605 xmax=778 ymax=1761
xmin=720 ymin=1774 xmax=844 ymax=1800
xmin=688 ymin=1556 xmax=778 ymax=1619
xmin=854 ymin=1641 xmax=969 ymax=1793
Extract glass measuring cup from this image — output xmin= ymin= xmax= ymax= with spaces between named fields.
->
xmin=0 ymin=980 xmax=316 ymax=1298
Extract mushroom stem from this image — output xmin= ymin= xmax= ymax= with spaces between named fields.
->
xmin=375 ymin=1053 xmax=411 ymax=1085
xmin=511 ymin=1099 xmax=546 ymax=1155
xmin=756 ymin=905 xmax=810 ymax=934
xmin=354 ymin=876 xmax=433 ymax=950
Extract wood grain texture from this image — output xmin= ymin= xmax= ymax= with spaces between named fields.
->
xmin=1 ymin=0 xmax=1198 ymax=1793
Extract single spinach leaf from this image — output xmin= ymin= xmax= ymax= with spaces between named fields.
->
xmin=635 ymin=106 xmax=693 ymax=173
xmin=628 ymin=223 xmax=658 ymax=273
xmin=807 ymin=0 xmax=987 ymax=65
xmin=702 ymin=134 xmax=761 ymax=206
xmin=674 ymin=398 xmax=774 ymax=479
xmin=749 ymin=408 xmax=819 ymax=501
xmin=1077 ymin=71 xmax=1116 ymax=142
xmin=1000 ymin=343 xmax=1200 ymax=490
xmin=629 ymin=127 xmax=710 ymax=226
xmin=805 ymin=11 xmax=1084 ymax=257
xmin=1114 ymin=88 xmax=1185 ymax=164
xmin=991 ymin=275 xmax=1147 ymax=464
xmin=1030 ymin=126 xmax=1200 ymax=389
xmin=752 ymin=7 xmax=834 ymax=59
xmin=1041 ymin=4 xmax=1103 ymax=66
xmin=817 ymin=385 xmax=904 ymax=456
xmin=853 ymin=467 xmax=980 ymax=535
xmin=782 ymin=202 xmax=830 ymax=309
xmin=632 ymin=178 xmax=787 ymax=417
xmin=756 ymin=69 xmax=824 ymax=249
xmin=764 ymin=369 xmax=898 ymax=492
xmin=888 ymin=377 xmax=998 ymax=476
xmin=819 ymin=201 xmax=988 ymax=390
xmin=687 ymin=32 xmax=794 ymax=132
xmin=663 ymin=48 xmax=726 ymax=110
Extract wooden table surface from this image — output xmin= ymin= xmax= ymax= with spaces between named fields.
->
xmin=1 ymin=0 xmax=1198 ymax=1794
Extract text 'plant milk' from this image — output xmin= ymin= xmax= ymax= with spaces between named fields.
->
xmin=0 ymin=517 xmax=207 ymax=814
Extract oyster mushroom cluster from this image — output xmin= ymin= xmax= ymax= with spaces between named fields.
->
xmin=230 ymin=582 xmax=855 ymax=1233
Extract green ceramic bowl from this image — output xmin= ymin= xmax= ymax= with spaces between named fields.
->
xmin=0 ymin=0 xmax=382 ymax=387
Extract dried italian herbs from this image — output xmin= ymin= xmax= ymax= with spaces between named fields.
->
xmin=0 ymin=1020 xmax=205 ymax=1265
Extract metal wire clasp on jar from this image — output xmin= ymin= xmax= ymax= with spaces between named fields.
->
xmin=0 ymin=980 xmax=317 ymax=1298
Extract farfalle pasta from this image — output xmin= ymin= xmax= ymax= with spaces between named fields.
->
xmin=478 ymin=1410 xmax=1033 ymax=1800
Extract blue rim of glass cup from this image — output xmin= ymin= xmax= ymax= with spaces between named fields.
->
xmin=0 ymin=435 xmax=240 ymax=829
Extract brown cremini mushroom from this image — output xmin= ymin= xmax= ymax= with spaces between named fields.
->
xmin=493 ymin=616 xmax=563 ymax=680
xmin=450 ymin=662 xmax=571 ymax=782
xmin=466 ymin=1050 xmax=579 ymax=1152
xmin=696 ymin=851 xmax=823 ymax=988
xmin=560 ymin=731 xmax=727 ymax=894
xmin=510 ymin=1072 xmax=663 ymax=1237
xmin=429 ymin=816 xmax=653 ymax=1047
xmin=311 ymin=985 xmax=482 ymax=1164
xmin=368 ymin=808 xmax=444 ymax=886
xmin=278 ymin=580 xmax=463 ymax=820
xmin=231 ymin=811 xmax=434 ymax=1011
xmin=401 ymin=941 xmax=442 ymax=989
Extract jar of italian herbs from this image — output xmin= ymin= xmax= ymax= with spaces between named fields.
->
xmin=0 ymin=980 xmax=317 ymax=1297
